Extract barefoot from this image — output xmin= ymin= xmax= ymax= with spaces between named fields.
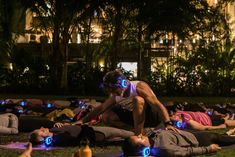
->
xmin=226 ymin=128 xmax=235 ymax=136
xmin=19 ymin=143 xmax=32 ymax=157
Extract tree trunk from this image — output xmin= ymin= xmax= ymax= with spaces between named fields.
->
xmin=85 ymin=17 xmax=92 ymax=70
xmin=60 ymin=31 xmax=69 ymax=91
xmin=51 ymin=21 xmax=62 ymax=90
xmin=137 ymin=25 xmax=143 ymax=79
xmin=110 ymin=3 xmax=121 ymax=70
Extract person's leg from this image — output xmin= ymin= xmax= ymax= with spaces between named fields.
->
xmin=225 ymin=128 xmax=235 ymax=136
xmin=192 ymin=131 xmax=235 ymax=147
xmin=224 ymin=119 xmax=235 ymax=127
xmin=102 ymin=108 xmax=133 ymax=129
xmin=191 ymin=131 xmax=218 ymax=146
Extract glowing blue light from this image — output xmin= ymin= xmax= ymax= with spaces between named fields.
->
xmin=46 ymin=103 xmax=53 ymax=108
xmin=175 ymin=121 xmax=186 ymax=129
xmin=45 ymin=136 xmax=53 ymax=146
xmin=207 ymin=111 xmax=212 ymax=116
xmin=0 ymin=101 xmax=5 ymax=105
xmin=20 ymin=101 xmax=26 ymax=107
xmin=17 ymin=109 xmax=24 ymax=113
xmin=176 ymin=121 xmax=182 ymax=128
xmin=142 ymin=147 xmax=150 ymax=157
xmin=121 ymin=80 xmax=127 ymax=88
xmin=79 ymin=100 xmax=86 ymax=105
xmin=81 ymin=105 xmax=86 ymax=109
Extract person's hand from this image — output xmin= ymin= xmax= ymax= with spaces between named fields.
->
xmin=209 ymin=144 xmax=221 ymax=153
xmin=53 ymin=122 xmax=64 ymax=128
xmin=19 ymin=142 xmax=32 ymax=157
xmin=165 ymin=125 xmax=181 ymax=133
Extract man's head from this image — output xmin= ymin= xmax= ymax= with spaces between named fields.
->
xmin=122 ymin=135 xmax=151 ymax=156
xmin=29 ymin=127 xmax=53 ymax=145
xmin=103 ymin=69 xmax=129 ymax=95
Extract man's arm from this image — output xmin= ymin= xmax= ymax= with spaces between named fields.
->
xmin=72 ymin=96 xmax=116 ymax=125
xmin=162 ymin=143 xmax=220 ymax=156
xmin=136 ymin=82 xmax=174 ymax=128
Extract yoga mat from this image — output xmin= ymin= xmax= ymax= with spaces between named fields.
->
xmin=0 ymin=142 xmax=64 ymax=150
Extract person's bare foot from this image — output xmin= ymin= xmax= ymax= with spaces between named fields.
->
xmin=226 ymin=128 xmax=235 ymax=136
xmin=19 ymin=143 xmax=32 ymax=157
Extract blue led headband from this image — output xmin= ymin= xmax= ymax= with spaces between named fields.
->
xmin=44 ymin=136 xmax=53 ymax=146
xmin=121 ymin=79 xmax=128 ymax=88
xmin=207 ymin=111 xmax=213 ymax=116
xmin=0 ymin=100 xmax=5 ymax=105
xmin=142 ymin=147 xmax=150 ymax=157
xmin=20 ymin=101 xmax=27 ymax=107
xmin=17 ymin=109 xmax=24 ymax=113
xmin=116 ymin=76 xmax=128 ymax=89
xmin=46 ymin=103 xmax=54 ymax=108
xmin=174 ymin=121 xmax=187 ymax=129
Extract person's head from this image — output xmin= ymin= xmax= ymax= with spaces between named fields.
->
xmin=29 ymin=127 xmax=53 ymax=145
xmin=122 ymin=135 xmax=151 ymax=156
xmin=103 ymin=69 xmax=129 ymax=95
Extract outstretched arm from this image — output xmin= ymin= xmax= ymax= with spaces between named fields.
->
xmin=163 ymin=143 xmax=220 ymax=156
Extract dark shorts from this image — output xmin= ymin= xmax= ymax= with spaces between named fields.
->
xmin=210 ymin=115 xmax=225 ymax=126
xmin=111 ymin=104 xmax=160 ymax=127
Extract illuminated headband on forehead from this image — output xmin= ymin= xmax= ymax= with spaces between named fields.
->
xmin=103 ymin=76 xmax=128 ymax=89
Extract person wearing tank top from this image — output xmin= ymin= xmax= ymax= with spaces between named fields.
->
xmin=73 ymin=69 xmax=178 ymax=135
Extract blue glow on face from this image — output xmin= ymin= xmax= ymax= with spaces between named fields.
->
xmin=142 ymin=147 xmax=150 ymax=157
xmin=44 ymin=136 xmax=53 ymax=146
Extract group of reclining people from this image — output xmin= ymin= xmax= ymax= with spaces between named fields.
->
xmin=2 ymin=70 xmax=235 ymax=157
xmin=1 ymin=100 xmax=235 ymax=157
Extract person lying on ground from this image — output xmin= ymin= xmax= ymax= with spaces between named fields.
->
xmin=0 ymin=112 xmax=65 ymax=134
xmin=72 ymin=69 xmax=178 ymax=135
xmin=170 ymin=110 xmax=235 ymax=131
xmin=29 ymin=124 xmax=134 ymax=146
xmin=122 ymin=127 xmax=235 ymax=157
